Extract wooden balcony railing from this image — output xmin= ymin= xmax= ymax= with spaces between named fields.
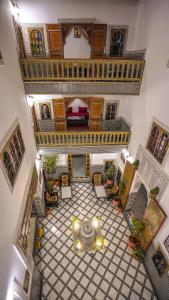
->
xmin=35 ymin=131 xmax=130 ymax=147
xmin=20 ymin=58 xmax=144 ymax=82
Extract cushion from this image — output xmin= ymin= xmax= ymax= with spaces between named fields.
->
xmin=67 ymin=107 xmax=72 ymax=113
xmin=79 ymin=107 xmax=87 ymax=113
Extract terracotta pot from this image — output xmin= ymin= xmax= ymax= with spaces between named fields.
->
xmin=107 ymin=179 xmax=113 ymax=185
xmin=149 ymin=192 xmax=157 ymax=199
xmin=112 ymin=199 xmax=120 ymax=207
xmin=116 ymin=206 xmax=123 ymax=213
xmin=128 ymin=236 xmax=137 ymax=249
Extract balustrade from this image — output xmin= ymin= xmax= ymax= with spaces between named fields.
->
xmin=20 ymin=58 xmax=144 ymax=82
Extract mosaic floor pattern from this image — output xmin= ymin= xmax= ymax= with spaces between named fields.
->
xmin=34 ymin=183 xmax=158 ymax=300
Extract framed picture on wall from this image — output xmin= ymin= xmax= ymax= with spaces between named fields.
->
xmin=146 ymin=121 xmax=169 ymax=164
xmin=74 ymin=27 xmax=81 ymax=38
xmin=105 ymin=103 xmax=118 ymax=121
xmin=164 ymin=236 xmax=169 ymax=254
xmin=39 ymin=103 xmax=51 ymax=120
xmin=152 ymin=245 xmax=169 ymax=278
xmin=110 ymin=28 xmax=127 ymax=57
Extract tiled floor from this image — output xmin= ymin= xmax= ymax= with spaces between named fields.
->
xmin=34 ymin=183 xmax=158 ymax=300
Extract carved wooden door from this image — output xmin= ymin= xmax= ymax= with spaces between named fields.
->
xmin=90 ymin=98 xmax=103 ymax=131
xmin=47 ymin=24 xmax=63 ymax=57
xmin=138 ymin=199 xmax=166 ymax=251
xmin=52 ymin=99 xmax=66 ymax=131
xmin=91 ymin=24 xmax=107 ymax=58
xmin=120 ymin=161 xmax=136 ymax=209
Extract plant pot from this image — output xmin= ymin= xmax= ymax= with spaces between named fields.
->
xmin=107 ymin=179 xmax=113 ymax=185
xmin=128 ymin=236 xmax=137 ymax=249
xmin=149 ymin=192 xmax=157 ymax=199
xmin=112 ymin=199 xmax=120 ymax=207
xmin=116 ymin=206 xmax=123 ymax=213
xmin=132 ymin=254 xmax=142 ymax=261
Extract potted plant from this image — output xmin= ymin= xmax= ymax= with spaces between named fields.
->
xmin=42 ymin=154 xmax=58 ymax=178
xmin=128 ymin=217 xmax=145 ymax=249
xmin=105 ymin=163 xmax=116 ymax=185
xmin=118 ymin=180 xmax=126 ymax=195
xmin=132 ymin=246 xmax=144 ymax=261
xmin=149 ymin=186 xmax=159 ymax=199
xmin=116 ymin=202 xmax=123 ymax=213
xmin=132 ymin=159 xmax=139 ymax=169
xmin=112 ymin=193 xmax=120 ymax=207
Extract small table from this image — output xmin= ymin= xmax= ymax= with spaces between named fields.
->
xmin=94 ymin=186 xmax=107 ymax=200
xmin=61 ymin=186 xmax=72 ymax=200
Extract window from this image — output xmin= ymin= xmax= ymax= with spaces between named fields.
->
xmin=110 ymin=28 xmax=126 ymax=57
xmin=1 ymin=124 xmax=25 ymax=189
xmin=147 ymin=122 xmax=169 ymax=164
xmin=28 ymin=28 xmax=45 ymax=56
xmin=105 ymin=103 xmax=118 ymax=120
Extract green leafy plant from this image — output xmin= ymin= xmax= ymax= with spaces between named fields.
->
xmin=46 ymin=180 xmax=53 ymax=191
xmin=43 ymin=154 xmax=58 ymax=174
xmin=105 ymin=163 xmax=116 ymax=180
xmin=133 ymin=246 xmax=144 ymax=260
xmin=131 ymin=217 xmax=145 ymax=236
xmin=150 ymin=186 xmax=160 ymax=197
xmin=118 ymin=180 xmax=126 ymax=195
xmin=132 ymin=159 xmax=139 ymax=168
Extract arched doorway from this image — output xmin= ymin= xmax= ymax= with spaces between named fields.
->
xmin=127 ymin=183 xmax=148 ymax=220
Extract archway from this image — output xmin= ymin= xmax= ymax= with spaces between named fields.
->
xmin=65 ymin=97 xmax=90 ymax=130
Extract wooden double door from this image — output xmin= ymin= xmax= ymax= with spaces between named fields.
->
xmin=47 ymin=23 xmax=107 ymax=58
xmin=52 ymin=97 xmax=104 ymax=131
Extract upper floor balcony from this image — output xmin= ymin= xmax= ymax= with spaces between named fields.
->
xmin=16 ymin=21 xmax=145 ymax=95
xmin=20 ymin=57 xmax=144 ymax=95
xmin=20 ymin=57 xmax=144 ymax=83
xmin=34 ymin=119 xmax=131 ymax=151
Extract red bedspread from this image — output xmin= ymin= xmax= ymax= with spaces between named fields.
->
xmin=66 ymin=112 xmax=89 ymax=118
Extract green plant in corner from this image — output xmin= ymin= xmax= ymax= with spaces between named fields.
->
xmin=105 ymin=162 xmax=116 ymax=182
xmin=132 ymin=159 xmax=139 ymax=169
xmin=128 ymin=217 xmax=145 ymax=249
xmin=131 ymin=217 xmax=145 ymax=236
xmin=118 ymin=180 xmax=126 ymax=195
xmin=133 ymin=246 xmax=144 ymax=260
xmin=43 ymin=154 xmax=59 ymax=174
xmin=149 ymin=186 xmax=160 ymax=198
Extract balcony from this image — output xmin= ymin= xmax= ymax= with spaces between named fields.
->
xmin=20 ymin=58 xmax=145 ymax=95
xmin=34 ymin=119 xmax=131 ymax=151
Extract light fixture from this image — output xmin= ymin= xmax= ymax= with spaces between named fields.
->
xmin=27 ymin=95 xmax=34 ymax=107
xmin=72 ymin=216 xmax=80 ymax=231
xmin=11 ymin=1 xmax=20 ymax=18
xmin=76 ymin=240 xmax=82 ymax=250
xmin=92 ymin=216 xmax=101 ymax=229
xmin=96 ymin=237 xmax=104 ymax=248
xmin=51 ymin=226 xmax=57 ymax=233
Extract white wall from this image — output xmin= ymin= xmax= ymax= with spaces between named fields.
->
xmin=19 ymin=0 xmax=139 ymax=52
xmin=31 ymin=94 xmax=129 ymax=121
xmin=64 ymin=28 xmax=91 ymax=58
xmin=68 ymin=98 xmax=88 ymax=112
xmin=127 ymin=0 xmax=169 ymax=258
xmin=91 ymin=153 xmax=118 ymax=165
xmin=0 ymin=1 xmax=36 ymax=299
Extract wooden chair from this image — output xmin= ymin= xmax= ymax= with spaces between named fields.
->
xmin=93 ymin=172 xmax=107 ymax=200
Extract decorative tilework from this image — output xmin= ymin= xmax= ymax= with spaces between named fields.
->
xmin=35 ymin=183 xmax=158 ymax=300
